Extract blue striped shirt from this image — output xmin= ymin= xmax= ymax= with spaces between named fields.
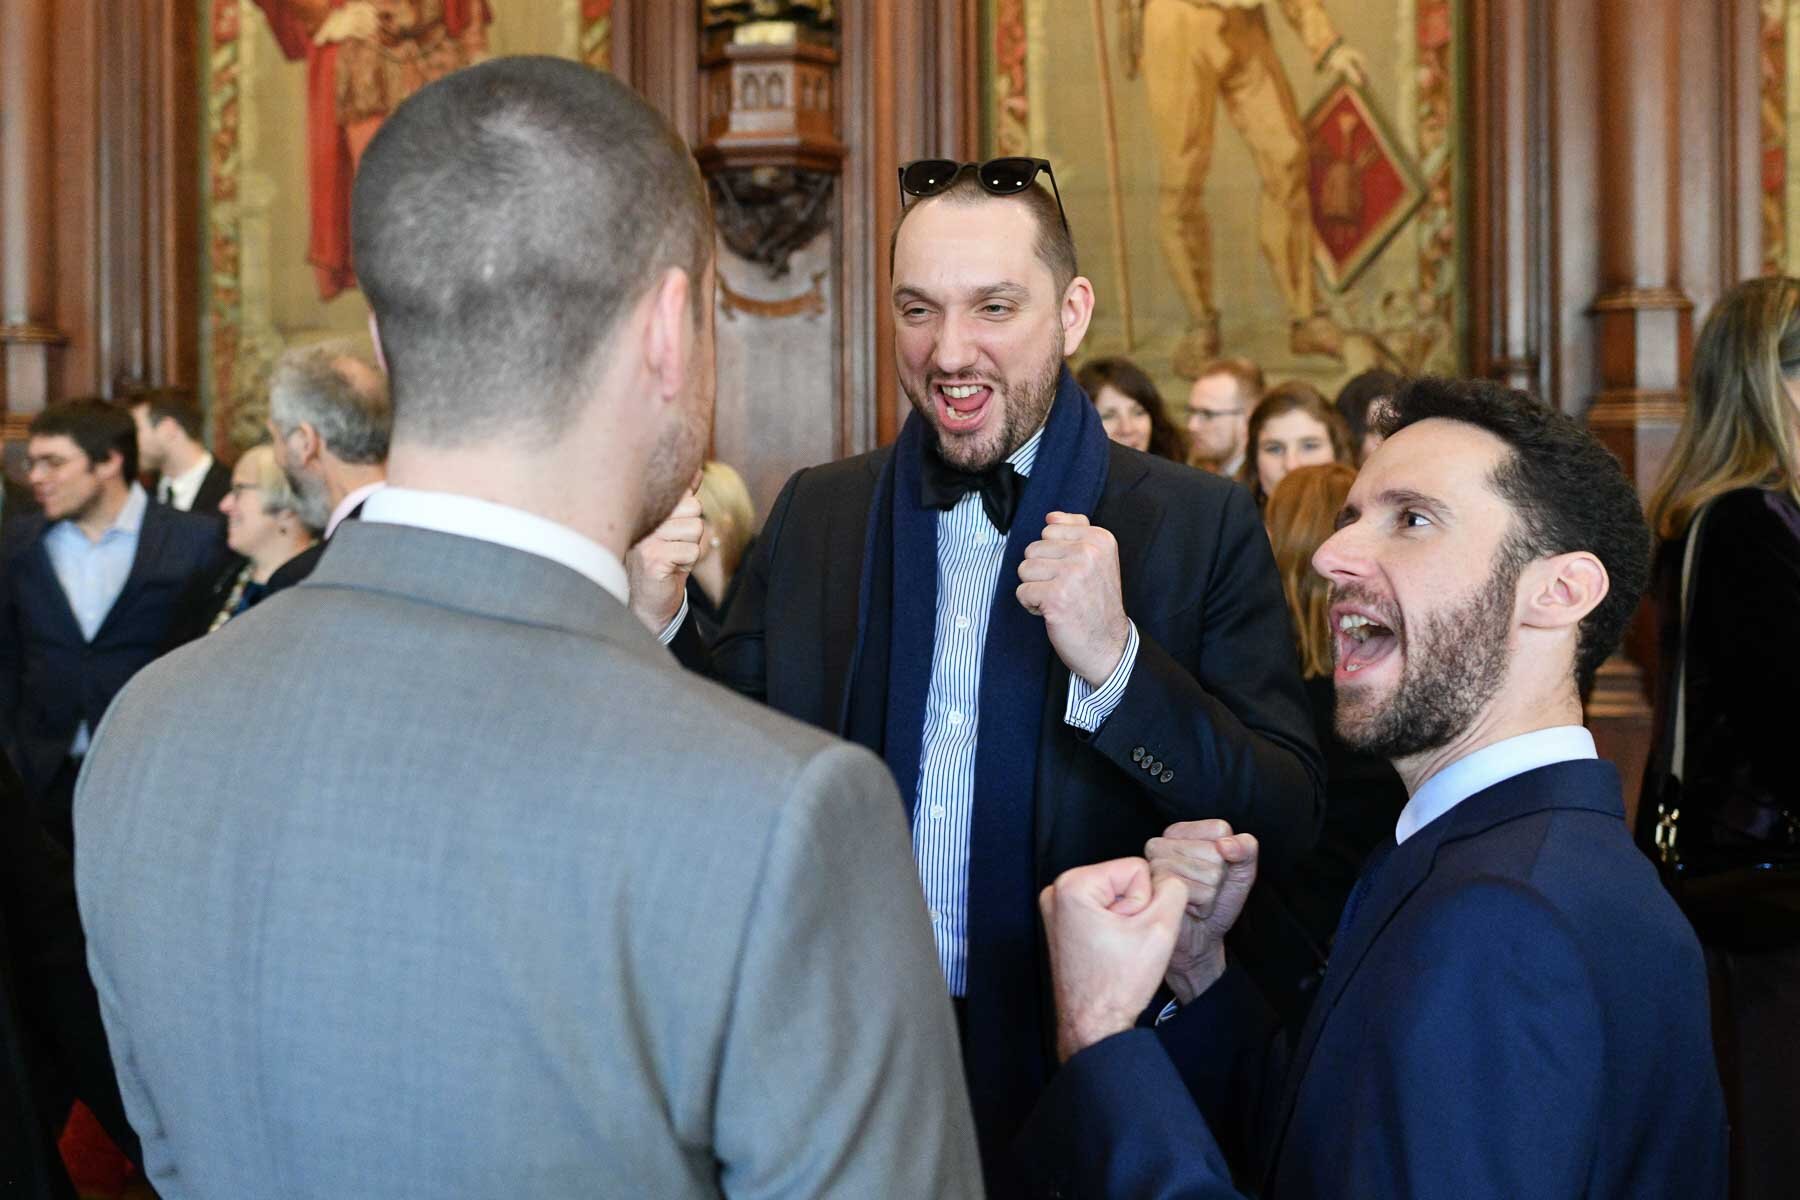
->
xmin=913 ymin=430 xmax=1139 ymax=994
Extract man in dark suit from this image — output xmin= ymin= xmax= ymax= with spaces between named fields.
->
xmin=261 ymin=341 xmax=389 ymax=595
xmin=128 ymin=388 xmax=231 ymax=518
xmin=2 ymin=400 xmax=225 ymax=848
xmin=1027 ymin=377 xmax=1727 ymax=1199
xmin=637 ymin=161 xmax=1324 ymax=1190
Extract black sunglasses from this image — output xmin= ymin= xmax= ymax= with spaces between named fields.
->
xmin=898 ymin=157 xmax=1069 ymax=233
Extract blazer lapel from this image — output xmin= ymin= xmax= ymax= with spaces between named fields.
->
xmin=94 ymin=504 xmax=172 ymax=643
xmin=19 ymin=526 xmax=87 ymax=644
xmin=826 ymin=453 xmax=886 ymax=737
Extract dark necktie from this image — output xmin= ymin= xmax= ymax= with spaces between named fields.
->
xmin=919 ymin=446 xmax=1024 ymax=533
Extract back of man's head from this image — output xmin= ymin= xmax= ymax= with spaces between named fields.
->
xmin=351 ymin=56 xmax=713 ymax=450
xmin=269 ymin=342 xmax=392 ymax=467
xmin=130 ymin=387 xmax=205 ymax=445
xmin=1378 ymin=377 xmax=1650 ymax=692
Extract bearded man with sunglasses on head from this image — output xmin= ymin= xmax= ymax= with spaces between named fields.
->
xmin=639 ymin=156 xmax=1324 ymax=1194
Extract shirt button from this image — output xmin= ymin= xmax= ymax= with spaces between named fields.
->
xmin=929 ymin=909 xmax=943 ymax=924
xmin=948 ymin=709 xmax=964 ymax=725
xmin=930 ymin=803 xmax=947 ymax=820
xmin=954 ymin=614 xmax=971 ymax=631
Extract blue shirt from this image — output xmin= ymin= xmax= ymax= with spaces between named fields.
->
xmin=1395 ymin=725 xmax=1597 ymax=844
xmin=43 ymin=483 xmax=149 ymax=755
xmin=914 ymin=429 xmax=1140 ymax=995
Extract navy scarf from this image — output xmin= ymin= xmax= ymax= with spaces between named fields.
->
xmin=843 ymin=367 xmax=1110 ymax=1179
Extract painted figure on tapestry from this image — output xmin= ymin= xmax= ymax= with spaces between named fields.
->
xmin=252 ymin=0 xmax=493 ymax=300
xmin=1122 ymin=0 xmax=1365 ymax=376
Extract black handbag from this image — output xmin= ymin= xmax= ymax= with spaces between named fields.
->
xmin=1639 ymin=501 xmax=1800 ymax=951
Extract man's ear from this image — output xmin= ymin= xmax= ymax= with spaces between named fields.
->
xmin=1520 ymin=551 xmax=1610 ymax=631
xmin=290 ymin=422 xmax=324 ymax=469
xmin=1060 ymin=275 xmax=1096 ymax=358
xmin=642 ymin=266 xmax=693 ymax=403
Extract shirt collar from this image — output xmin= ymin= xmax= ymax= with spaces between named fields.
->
xmin=1395 ymin=725 xmax=1597 ymax=844
xmin=359 ymin=486 xmax=630 ymax=605
xmin=326 ymin=480 xmax=387 ymax=538
xmin=165 ymin=453 xmax=213 ymax=499
xmin=1008 ymin=423 xmax=1046 ymax=477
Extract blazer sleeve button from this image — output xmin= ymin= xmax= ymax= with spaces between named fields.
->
xmin=1161 ymin=770 xmax=1174 ymax=783
xmin=1131 ymin=746 xmax=1146 ymax=762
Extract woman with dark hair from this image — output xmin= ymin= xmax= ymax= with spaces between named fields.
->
xmin=1255 ymin=463 xmax=1407 ymax=1003
xmin=1335 ymin=367 xmax=1402 ymax=463
xmin=1076 ymin=357 xmax=1189 ymax=462
xmin=1238 ymin=381 xmax=1353 ymax=508
xmin=1640 ymin=275 xmax=1800 ymax=1200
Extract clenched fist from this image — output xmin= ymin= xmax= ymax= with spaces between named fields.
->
xmin=1016 ymin=512 xmax=1131 ymax=686
xmin=1145 ymin=820 xmax=1260 ymax=1004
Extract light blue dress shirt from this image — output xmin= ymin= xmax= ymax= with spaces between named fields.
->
xmin=1395 ymin=725 xmax=1597 ymax=844
xmin=914 ymin=428 xmax=1140 ymax=995
xmin=43 ymin=483 xmax=149 ymax=755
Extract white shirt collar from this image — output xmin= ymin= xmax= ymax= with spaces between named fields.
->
xmin=162 ymin=453 xmax=214 ymax=510
xmin=1395 ymin=725 xmax=1597 ymax=844
xmin=359 ymin=486 xmax=630 ymax=605
xmin=326 ymin=480 xmax=387 ymax=538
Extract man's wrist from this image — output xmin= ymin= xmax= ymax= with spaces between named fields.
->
xmin=1056 ymin=1005 xmax=1138 ymax=1062
xmin=1165 ymin=945 xmax=1227 ymax=1006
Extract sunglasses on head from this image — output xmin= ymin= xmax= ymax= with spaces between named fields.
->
xmin=898 ymin=157 xmax=1070 ymax=233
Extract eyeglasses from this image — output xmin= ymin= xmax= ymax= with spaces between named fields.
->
xmin=898 ymin=157 xmax=1070 ymax=233
xmin=1186 ymin=406 xmax=1245 ymax=422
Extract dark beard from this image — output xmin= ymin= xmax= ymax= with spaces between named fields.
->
xmin=632 ymin=380 xmax=713 ymax=544
xmin=1334 ymin=545 xmax=1523 ymax=760
xmin=906 ymin=336 xmax=1063 ymax=472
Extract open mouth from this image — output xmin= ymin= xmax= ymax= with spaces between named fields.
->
xmin=934 ymin=381 xmax=994 ymax=431
xmin=1335 ymin=609 xmax=1400 ymax=677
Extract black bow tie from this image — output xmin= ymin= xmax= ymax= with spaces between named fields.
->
xmin=920 ymin=446 xmax=1024 ymax=532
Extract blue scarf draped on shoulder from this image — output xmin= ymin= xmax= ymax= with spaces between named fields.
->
xmin=842 ymin=366 xmax=1110 ymax=1181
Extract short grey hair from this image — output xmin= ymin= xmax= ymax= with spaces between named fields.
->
xmin=268 ymin=341 xmax=391 ymax=465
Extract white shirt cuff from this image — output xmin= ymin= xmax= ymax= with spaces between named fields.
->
xmin=1064 ymin=620 xmax=1139 ymax=732
xmin=657 ymin=594 xmax=689 ymax=646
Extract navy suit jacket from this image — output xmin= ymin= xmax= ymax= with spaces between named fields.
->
xmin=1019 ymin=759 xmax=1727 ymax=1200
xmin=0 ymin=503 xmax=225 ymax=796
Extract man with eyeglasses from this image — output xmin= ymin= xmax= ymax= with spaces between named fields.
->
xmin=645 ymin=156 xmax=1323 ymax=1194
xmin=1 ymin=400 xmax=225 ymax=850
xmin=1185 ymin=355 xmax=1264 ymax=476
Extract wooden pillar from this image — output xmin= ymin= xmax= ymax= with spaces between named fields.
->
xmin=0 ymin=0 xmax=67 ymax=432
xmin=1584 ymin=0 xmax=1692 ymax=814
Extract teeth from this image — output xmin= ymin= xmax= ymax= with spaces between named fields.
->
xmin=942 ymin=384 xmax=983 ymax=399
xmin=1338 ymin=614 xmax=1371 ymax=630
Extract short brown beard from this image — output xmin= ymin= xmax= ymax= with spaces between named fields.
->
xmin=905 ymin=330 xmax=1064 ymax=472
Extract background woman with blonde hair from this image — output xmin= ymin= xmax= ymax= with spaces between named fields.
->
xmin=687 ymin=460 xmax=758 ymax=642
xmin=1250 ymin=462 xmax=1406 ymax=1021
xmin=1641 ymin=275 xmax=1800 ymax=1200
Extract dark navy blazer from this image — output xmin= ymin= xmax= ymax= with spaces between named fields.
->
xmin=0 ymin=503 xmax=225 ymax=796
xmin=1019 ymin=759 xmax=1727 ymax=1200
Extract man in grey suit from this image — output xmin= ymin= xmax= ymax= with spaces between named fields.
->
xmin=74 ymin=56 xmax=980 ymax=1199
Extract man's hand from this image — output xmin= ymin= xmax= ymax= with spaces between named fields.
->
xmin=1324 ymin=43 xmax=1368 ymax=89
xmin=625 ymin=491 xmax=703 ymax=635
xmin=1146 ymin=822 xmax=1260 ymax=1004
xmin=314 ymin=1 xmax=379 ymax=45
xmin=1017 ymin=512 xmax=1131 ymax=686
xmin=1040 ymin=857 xmax=1188 ymax=1062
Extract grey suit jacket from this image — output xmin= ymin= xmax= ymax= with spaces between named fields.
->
xmin=74 ymin=520 xmax=981 ymax=1199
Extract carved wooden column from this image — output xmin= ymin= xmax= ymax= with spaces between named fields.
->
xmin=1585 ymin=0 xmax=1692 ymax=811
xmin=0 ymin=0 xmax=67 ymax=436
